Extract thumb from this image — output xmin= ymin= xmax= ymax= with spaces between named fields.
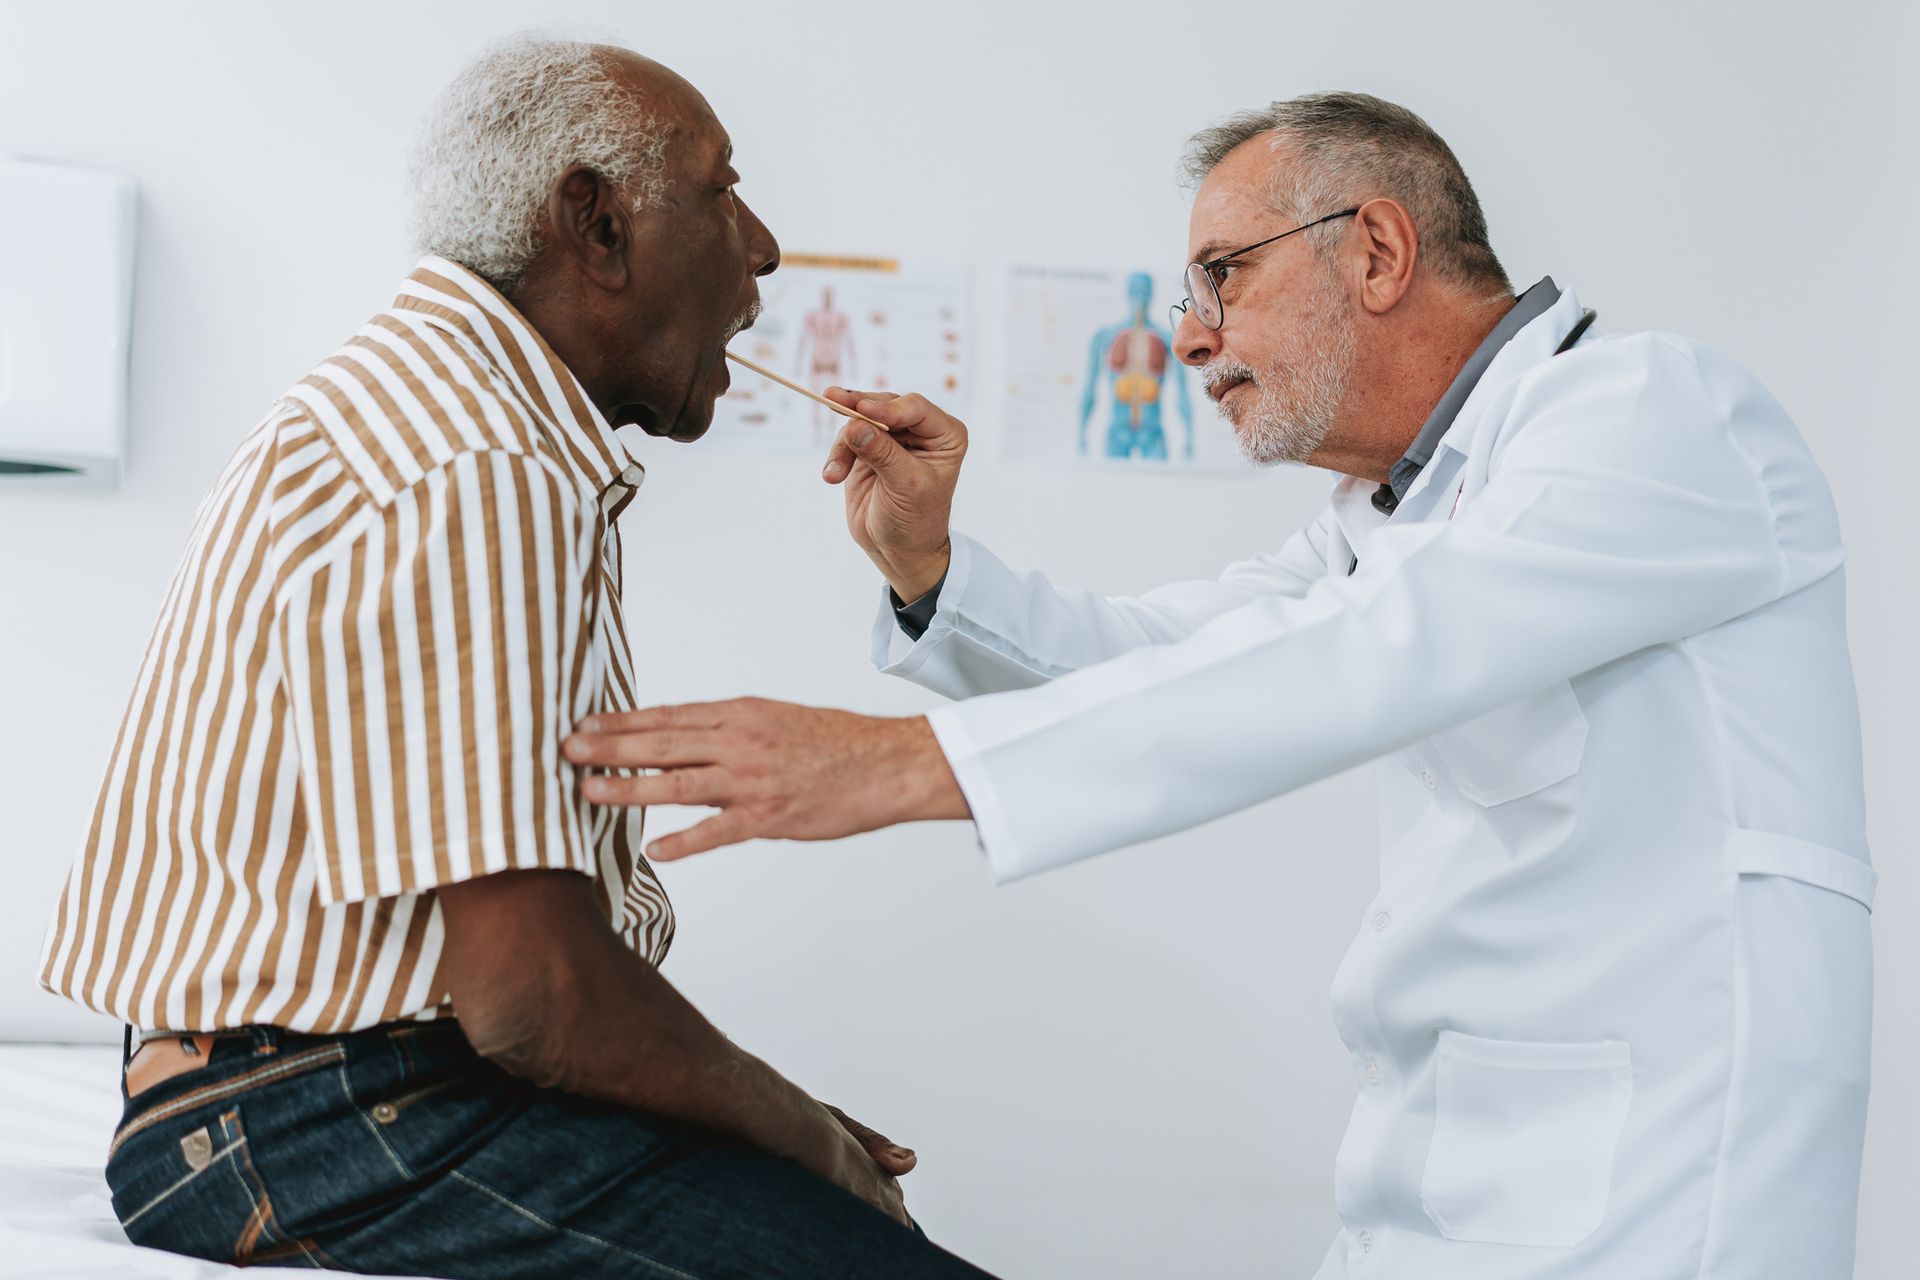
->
xmin=825 ymin=1103 xmax=918 ymax=1175
xmin=843 ymin=421 xmax=909 ymax=475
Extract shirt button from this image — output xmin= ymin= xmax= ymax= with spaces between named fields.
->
xmin=1420 ymin=768 xmax=1437 ymax=790
xmin=1365 ymin=1057 xmax=1382 ymax=1086
xmin=619 ymin=463 xmax=647 ymax=489
xmin=1372 ymin=911 xmax=1392 ymax=932
xmin=1358 ymin=1229 xmax=1375 ymax=1252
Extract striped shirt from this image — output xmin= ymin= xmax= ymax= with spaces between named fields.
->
xmin=37 ymin=256 xmax=674 ymax=1034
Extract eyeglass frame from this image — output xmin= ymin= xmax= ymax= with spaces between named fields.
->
xmin=1170 ymin=207 xmax=1361 ymax=333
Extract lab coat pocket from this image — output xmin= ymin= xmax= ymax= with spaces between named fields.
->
xmin=1430 ymin=681 xmax=1587 ymax=807
xmin=1421 ymin=1030 xmax=1632 ymax=1248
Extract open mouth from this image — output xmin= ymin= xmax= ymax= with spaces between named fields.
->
xmin=721 ymin=298 xmax=763 ymax=352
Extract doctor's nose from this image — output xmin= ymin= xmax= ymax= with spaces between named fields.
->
xmin=1173 ymin=304 xmax=1214 ymax=367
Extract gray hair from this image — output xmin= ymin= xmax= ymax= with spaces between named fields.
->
xmin=1180 ymin=92 xmax=1509 ymax=294
xmin=407 ymin=36 xmax=671 ymax=292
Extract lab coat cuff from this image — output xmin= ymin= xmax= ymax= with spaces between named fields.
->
xmin=869 ymin=532 xmax=978 ymax=676
xmin=924 ymin=703 xmax=1028 ymax=885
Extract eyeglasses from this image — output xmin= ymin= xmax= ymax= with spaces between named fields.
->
xmin=1170 ymin=208 xmax=1360 ymax=332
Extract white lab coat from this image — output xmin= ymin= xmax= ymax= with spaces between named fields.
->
xmin=870 ymin=288 xmax=1873 ymax=1277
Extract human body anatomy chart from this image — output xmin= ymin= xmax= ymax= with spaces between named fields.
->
xmin=1002 ymin=264 xmax=1249 ymax=473
xmin=710 ymin=254 xmax=968 ymax=455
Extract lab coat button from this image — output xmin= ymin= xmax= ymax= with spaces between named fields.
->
xmin=1372 ymin=911 xmax=1392 ymax=932
xmin=1420 ymin=768 xmax=1437 ymax=789
xmin=1365 ymin=1057 xmax=1381 ymax=1086
xmin=1358 ymin=1229 xmax=1375 ymax=1252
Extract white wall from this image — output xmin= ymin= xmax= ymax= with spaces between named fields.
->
xmin=1 ymin=1 xmax=1912 ymax=1275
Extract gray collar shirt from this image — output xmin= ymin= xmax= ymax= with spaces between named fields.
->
xmin=1372 ymin=276 xmax=1562 ymax=514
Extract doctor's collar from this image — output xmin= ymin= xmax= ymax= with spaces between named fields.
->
xmin=1370 ymin=277 xmax=1563 ymax=516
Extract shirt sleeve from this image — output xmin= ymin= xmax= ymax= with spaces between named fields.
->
xmin=891 ymin=575 xmax=946 ymax=641
xmin=932 ymin=335 xmax=1841 ymax=882
xmin=276 ymin=449 xmax=602 ymax=905
xmin=870 ymin=514 xmax=1341 ymax=700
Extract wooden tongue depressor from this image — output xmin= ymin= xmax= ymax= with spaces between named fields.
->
xmin=723 ymin=349 xmax=891 ymax=432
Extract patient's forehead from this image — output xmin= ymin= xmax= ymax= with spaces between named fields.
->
xmin=599 ymin=48 xmax=725 ymax=164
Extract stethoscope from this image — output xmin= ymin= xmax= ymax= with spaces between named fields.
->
xmin=1556 ymin=308 xmax=1598 ymax=355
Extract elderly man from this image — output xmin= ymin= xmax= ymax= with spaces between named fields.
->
xmin=36 ymin=38 xmax=995 ymax=1280
xmin=568 ymin=95 xmax=1875 ymax=1277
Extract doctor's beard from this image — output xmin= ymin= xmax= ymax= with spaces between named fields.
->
xmin=1203 ymin=261 xmax=1357 ymax=466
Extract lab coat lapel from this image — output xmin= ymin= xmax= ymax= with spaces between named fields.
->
xmin=1393 ymin=288 xmax=1592 ymax=524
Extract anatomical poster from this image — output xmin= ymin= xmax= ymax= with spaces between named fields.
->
xmin=707 ymin=254 xmax=968 ymax=456
xmin=1001 ymin=264 xmax=1250 ymax=473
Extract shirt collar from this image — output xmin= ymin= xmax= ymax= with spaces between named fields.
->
xmin=1373 ymin=276 xmax=1562 ymax=513
xmin=391 ymin=255 xmax=640 ymax=502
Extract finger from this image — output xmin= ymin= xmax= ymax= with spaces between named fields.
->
xmin=858 ymin=392 xmax=959 ymax=443
xmin=563 ymin=728 xmax=723 ymax=769
xmin=581 ymin=766 xmax=731 ymax=809
xmin=822 ymin=430 xmax=857 ymax=483
xmin=871 ymin=1145 xmax=918 ymax=1175
xmin=646 ymin=809 xmax=756 ymax=861
xmin=843 ymin=419 xmax=910 ymax=475
xmin=824 ymin=387 xmax=898 ymax=408
xmin=825 ymin=1105 xmax=918 ymax=1175
xmin=573 ymin=702 xmax=729 ymax=736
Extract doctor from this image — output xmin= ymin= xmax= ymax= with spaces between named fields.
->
xmin=564 ymin=93 xmax=1874 ymax=1276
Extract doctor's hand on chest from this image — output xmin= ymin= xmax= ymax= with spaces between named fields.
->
xmin=563 ymin=697 xmax=972 ymax=862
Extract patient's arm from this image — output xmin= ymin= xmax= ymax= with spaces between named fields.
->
xmin=436 ymin=868 xmax=913 ymax=1223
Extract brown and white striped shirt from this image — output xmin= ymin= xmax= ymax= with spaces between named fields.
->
xmin=37 ymin=256 xmax=674 ymax=1034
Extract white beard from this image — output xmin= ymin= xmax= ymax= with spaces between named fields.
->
xmin=1204 ymin=266 xmax=1356 ymax=466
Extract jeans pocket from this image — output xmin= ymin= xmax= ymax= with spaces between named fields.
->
xmin=1420 ymin=1031 xmax=1633 ymax=1247
xmin=108 ymin=1109 xmax=244 ymax=1236
xmin=109 ymin=1041 xmax=348 ymax=1161
xmin=108 ymin=1107 xmax=308 ymax=1264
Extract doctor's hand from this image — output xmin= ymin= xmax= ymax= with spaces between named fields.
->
xmin=563 ymin=698 xmax=971 ymax=861
xmin=819 ymin=389 xmax=966 ymax=604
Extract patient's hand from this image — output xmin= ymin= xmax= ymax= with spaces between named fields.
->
xmin=818 ymin=1104 xmax=912 ymax=1226
xmin=825 ymin=1103 xmax=918 ymax=1177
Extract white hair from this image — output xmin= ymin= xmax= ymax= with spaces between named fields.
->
xmin=407 ymin=36 xmax=671 ymax=291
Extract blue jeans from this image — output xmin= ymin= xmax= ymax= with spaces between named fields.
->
xmin=106 ymin=1021 xmax=1001 ymax=1278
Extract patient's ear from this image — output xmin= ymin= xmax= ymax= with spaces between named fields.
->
xmin=546 ymin=164 xmax=632 ymax=292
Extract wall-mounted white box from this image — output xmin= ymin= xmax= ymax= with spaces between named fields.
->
xmin=0 ymin=156 xmax=139 ymax=491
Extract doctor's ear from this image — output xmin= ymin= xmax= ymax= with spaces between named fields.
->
xmin=1352 ymin=197 xmax=1419 ymax=317
xmin=545 ymin=164 xmax=634 ymax=292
